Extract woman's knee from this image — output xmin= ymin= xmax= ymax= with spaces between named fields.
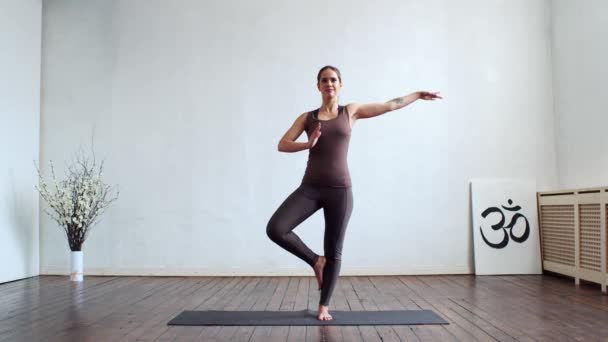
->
xmin=266 ymin=219 xmax=282 ymax=241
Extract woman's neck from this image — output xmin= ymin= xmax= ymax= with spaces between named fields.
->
xmin=319 ymin=98 xmax=339 ymax=113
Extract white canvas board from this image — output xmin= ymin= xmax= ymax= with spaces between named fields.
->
xmin=471 ymin=179 xmax=542 ymax=275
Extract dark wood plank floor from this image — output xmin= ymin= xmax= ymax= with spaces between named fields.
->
xmin=1 ymin=273 xmax=607 ymax=341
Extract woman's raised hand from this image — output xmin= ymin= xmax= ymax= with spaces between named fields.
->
xmin=309 ymin=122 xmax=322 ymax=149
xmin=418 ymin=91 xmax=442 ymax=100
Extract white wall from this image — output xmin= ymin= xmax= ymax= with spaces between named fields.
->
xmin=0 ymin=0 xmax=41 ymax=284
xmin=40 ymin=0 xmax=558 ymax=276
xmin=552 ymin=0 xmax=608 ymax=189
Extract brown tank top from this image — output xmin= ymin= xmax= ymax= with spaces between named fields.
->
xmin=301 ymin=105 xmax=352 ymax=188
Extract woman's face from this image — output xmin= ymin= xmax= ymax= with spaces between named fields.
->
xmin=317 ymin=69 xmax=342 ymax=98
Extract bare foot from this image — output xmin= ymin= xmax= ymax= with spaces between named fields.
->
xmin=313 ymin=256 xmax=326 ymax=290
xmin=318 ymin=305 xmax=332 ymax=321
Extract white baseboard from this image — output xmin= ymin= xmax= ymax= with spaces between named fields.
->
xmin=40 ymin=265 xmax=472 ymax=276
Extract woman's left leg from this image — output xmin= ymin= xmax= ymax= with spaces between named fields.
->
xmin=319 ymin=187 xmax=354 ymax=309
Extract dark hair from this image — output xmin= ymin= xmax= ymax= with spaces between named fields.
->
xmin=317 ymin=65 xmax=342 ymax=83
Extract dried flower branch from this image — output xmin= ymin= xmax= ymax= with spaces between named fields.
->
xmin=35 ymin=146 xmax=119 ymax=251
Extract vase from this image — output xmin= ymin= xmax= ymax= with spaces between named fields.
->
xmin=70 ymin=251 xmax=84 ymax=282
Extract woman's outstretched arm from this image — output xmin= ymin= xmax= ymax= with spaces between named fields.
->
xmin=348 ymin=91 xmax=442 ymax=121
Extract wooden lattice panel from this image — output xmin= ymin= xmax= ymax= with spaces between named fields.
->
xmin=579 ymin=204 xmax=601 ymax=271
xmin=540 ymin=205 xmax=575 ymax=266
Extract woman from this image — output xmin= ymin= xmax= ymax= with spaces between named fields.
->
xmin=266 ymin=65 xmax=441 ymax=321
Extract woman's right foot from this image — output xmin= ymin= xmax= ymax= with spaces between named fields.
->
xmin=313 ymin=256 xmax=326 ymax=290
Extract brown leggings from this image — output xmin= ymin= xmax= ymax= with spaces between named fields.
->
xmin=266 ymin=184 xmax=353 ymax=306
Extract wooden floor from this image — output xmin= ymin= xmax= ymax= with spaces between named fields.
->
xmin=1 ymin=274 xmax=607 ymax=341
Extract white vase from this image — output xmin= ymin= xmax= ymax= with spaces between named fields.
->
xmin=70 ymin=251 xmax=84 ymax=282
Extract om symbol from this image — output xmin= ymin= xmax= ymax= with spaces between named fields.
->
xmin=480 ymin=199 xmax=530 ymax=249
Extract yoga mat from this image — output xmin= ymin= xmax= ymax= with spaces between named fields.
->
xmin=168 ymin=310 xmax=449 ymax=326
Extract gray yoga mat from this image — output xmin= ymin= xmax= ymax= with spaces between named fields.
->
xmin=167 ymin=310 xmax=449 ymax=326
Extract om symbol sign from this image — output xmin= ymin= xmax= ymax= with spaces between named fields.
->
xmin=480 ymin=199 xmax=530 ymax=249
